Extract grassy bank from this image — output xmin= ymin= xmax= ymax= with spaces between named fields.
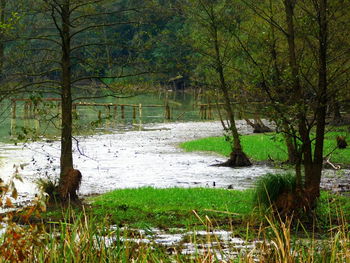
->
xmin=179 ymin=131 xmax=350 ymax=164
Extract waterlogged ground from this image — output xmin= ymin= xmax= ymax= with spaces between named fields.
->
xmin=102 ymin=227 xmax=262 ymax=261
xmin=0 ymin=120 xmax=349 ymax=204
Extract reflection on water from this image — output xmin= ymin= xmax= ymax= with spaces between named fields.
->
xmin=2 ymin=91 xmax=266 ymax=143
xmin=2 ymin=91 xmax=210 ymax=143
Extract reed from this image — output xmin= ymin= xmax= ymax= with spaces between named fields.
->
xmin=1 ymin=178 xmax=349 ymax=262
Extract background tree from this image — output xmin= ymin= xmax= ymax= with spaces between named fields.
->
xmin=239 ymin=0 xmax=350 ymax=209
xmin=6 ymin=0 xmax=153 ymax=200
xmin=183 ymin=0 xmax=251 ymax=167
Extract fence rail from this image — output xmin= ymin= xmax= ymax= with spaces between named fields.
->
xmin=11 ymin=98 xmax=173 ymax=121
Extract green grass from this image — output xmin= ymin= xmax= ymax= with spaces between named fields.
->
xmin=180 ymin=133 xmax=286 ymax=161
xmin=180 ymin=131 xmax=350 ymax=164
xmin=91 ymin=187 xmax=254 ymax=229
xmin=7 ymin=187 xmax=350 ymax=262
xmin=88 ymin=187 xmax=350 ymax=231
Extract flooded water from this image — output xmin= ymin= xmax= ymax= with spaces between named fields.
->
xmin=0 ymin=119 xmax=348 ymax=260
xmin=0 ymin=120 xmax=349 ymax=205
xmin=0 ymin=121 xmax=276 ymax=202
xmin=0 ymin=91 xmax=208 ymax=143
xmin=100 ymin=227 xmax=262 ymax=261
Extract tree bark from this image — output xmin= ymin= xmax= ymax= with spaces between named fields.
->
xmin=268 ymin=1 xmax=297 ymax=165
xmin=331 ymin=99 xmax=344 ymax=125
xmin=284 ymin=132 xmax=297 ymax=164
xmin=59 ymin=1 xmax=74 ymax=196
xmin=282 ymin=0 xmax=328 ymax=209
xmin=245 ymin=118 xmax=272 ymax=133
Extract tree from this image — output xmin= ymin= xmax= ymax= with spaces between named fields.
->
xmin=183 ymin=0 xmax=251 ymax=167
xmin=0 ymin=0 xmax=20 ymax=81
xmin=8 ymin=0 xmax=152 ymax=200
xmin=239 ymin=0 xmax=350 ymax=209
xmin=0 ymin=0 xmax=5 ymax=77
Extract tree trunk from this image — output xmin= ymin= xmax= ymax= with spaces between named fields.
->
xmin=212 ymin=20 xmax=251 ymax=167
xmin=59 ymin=1 xmax=74 ymax=198
xmin=304 ymin=0 xmax=328 ymax=205
xmin=284 ymin=133 xmax=297 ymax=164
xmin=284 ymin=0 xmax=306 ymax=193
xmin=245 ymin=118 xmax=272 ymax=133
xmin=269 ymin=2 xmax=297 ymax=166
xmin=331 ymin=99 xmax=344 ymax=126
xmin=0 ymin=0 xmax=5 ymax=78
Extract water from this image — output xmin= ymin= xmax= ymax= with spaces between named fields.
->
xmin=0 ymin=119 xmax=349 ymax=208
xmin=0 ymin=91 xmax=207 ymax=143
xmin=99 ymin=227 xmax=263 ymax=261
xmin=0 ymin=91 xmax=272 ymax=207
xmin=0 ymin=121 xmax=276 ymax=202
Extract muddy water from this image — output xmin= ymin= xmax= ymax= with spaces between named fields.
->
xmin=0 ymin=120 xmax=349 ymax=204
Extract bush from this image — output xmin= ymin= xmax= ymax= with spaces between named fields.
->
xmin=254 ymin=173 xmax=296 ymax=208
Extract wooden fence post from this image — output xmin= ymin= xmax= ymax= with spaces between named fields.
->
xmin=165 ymin=104 xmax=171 ymax=120
xmin=133 ymin=106 xmax=136 ymax=120
xmin=121 ymin=105 xmax=125 ymax=119
xmin=11 ymin=99 xmax=16 ymax=119
xmin=139 ymin=104 xmax=142 ymax=119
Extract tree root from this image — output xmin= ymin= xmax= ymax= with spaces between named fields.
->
xmin=212 ymin=150 xmax=252 ymax=167
xmin=245 ymin=119 xmax=273 ymax=133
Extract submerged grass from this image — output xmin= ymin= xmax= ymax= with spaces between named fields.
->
xmin=180 ymin=131 xmax=350 ymax=164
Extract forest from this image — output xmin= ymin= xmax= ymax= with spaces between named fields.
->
xmin=0 ymin=0 xmax=350 ymax=262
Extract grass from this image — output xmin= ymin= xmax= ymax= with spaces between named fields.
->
xmin=254 ymin=173 xmax=296 ymax=207
xmin=2 ymin=186 xmax=350 ymax=262
xmin=179 ymin=130 xmax=350 ymax=164
xmin=84 ymin=187 xmax=350 ymax=231
xmin=4 ymin=208 xmax=350 ymax=262
xmin=90 ymin=187 xmax=254 ymax=229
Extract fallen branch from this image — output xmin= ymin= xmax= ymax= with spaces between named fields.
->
xmin=324 ymin=156 xmax=341 ymax=170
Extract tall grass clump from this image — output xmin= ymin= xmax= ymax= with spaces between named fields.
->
xmin=36 ymin=177 xmax=59 ymax=201
xmin=254 ymin=173 xmax=296 ymax=208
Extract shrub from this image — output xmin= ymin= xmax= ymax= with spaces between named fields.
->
xmin=36 ymin=177 xmax=59 ymax=201
xmin=254 ymin=173 xmax=296 ymax=208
